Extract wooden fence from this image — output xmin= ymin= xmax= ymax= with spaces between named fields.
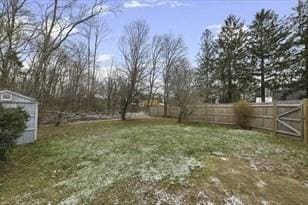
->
xmin=149 ymin=99 xmax=308 ymax=144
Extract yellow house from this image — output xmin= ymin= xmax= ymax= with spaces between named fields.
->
xmin=140 ymin=98 xmax=161 ymax=107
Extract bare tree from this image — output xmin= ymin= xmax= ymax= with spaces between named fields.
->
xmin=118 ymin=20 xmax=149 ymax=120
xmin=81 ymin=18 xmax=108 ymax=110
xmin=0 ymin=0 xmax=35 ymax=89
xmin=170 ymin=58 xmax=195 ymax=123
xmin=103 ymin=61 xmax=123 ymax=115
xmin=29 ymin=0 xmax=111 ymax=106
xmin=161 ymin=34 xmax=186 ymax=116
xmin=91 ymin=24 xmax=107 ymax=98
xmin=146 ymin=35 xmax=163 ymax=107
xmin=0 ymin=0 xmax=126 ymax=113
xmin=64 ymin=42 xmax=88 ymax=111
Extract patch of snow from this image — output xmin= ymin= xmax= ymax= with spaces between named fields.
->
xmin=303 ymin=180 xmax=308 ymax=187
xmin=54 ymin=152 xmax=203 ymax=203
xmin=126 ymin=112 xmax=151 ymax=119
xmin=224 ymin=196 xmax=244 ymax=205
xmin=211 ymin=151 xmax=224 ymax=156
xmin=197 ymin=191 xmax=214 ymax=205
xmin=59 ymin=195 xmax=79 ymax=205
xmin=155 ymin=190 xmax=184 ymax=205
xmin=76 ymin=161 xmax=92 ymax=168
xmin=209 ymin=176 xmax=221 ymax=185
xmin=274 ymin=148 xmax=287 ymax=154
xmin=249 ymin=160 xmax=258 ymax=171
xmin=139 ymin=157 xmax=203 ymax=182
xmin=256 ymin=180 xmax=266 ymax=189
xmin=230 ymin=169 xmax=240 ymax=175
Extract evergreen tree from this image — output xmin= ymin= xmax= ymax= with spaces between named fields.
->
xmin=196 ymin=29 xmax=217 ymax=102
xmin=249 ymin=9 xmax=290 ymax=102
xmin=217 ymin=15 xmax=250 ymax=103
xmin=291 ymin=0 xmax=308 ymax=97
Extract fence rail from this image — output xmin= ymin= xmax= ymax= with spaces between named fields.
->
xmin=149 ymin=99 xmax=308 ymax=144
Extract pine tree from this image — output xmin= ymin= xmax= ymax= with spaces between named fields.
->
xmin=196 ymin=29 xmax=217 ymax=102
xmin=291 ymin=0 xmax=308 ymax=97
xmin=249 ymin=9 xmax=291 ymax=102
xmin=217 ymin=15 xmax=250 ymax=103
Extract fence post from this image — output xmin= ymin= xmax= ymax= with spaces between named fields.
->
xmin=273 ymin=101 xmax=277 ymax=136
xmin=304 ymin=98 xmax=308 ymax=144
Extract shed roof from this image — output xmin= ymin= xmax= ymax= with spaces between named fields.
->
xmin=0 ymin=90 xmax=37 ymax=102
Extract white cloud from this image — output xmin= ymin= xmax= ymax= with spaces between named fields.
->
xmin=98 ymin=53 xmax=114 ymax=68
xmin=162 ymin=0 xmax=187 ymax=8
xmin=124 ymin=0 xmax=152 ymax=8
xmin=96 ymin=53 xmax=114 ymax=79
xmin=46 ymin=18 xmax=80 ymax=39
xmin=123 ymin=0 xmax=189 ymax=9
xmin=98 ymin=53 xmax=113 ymax=63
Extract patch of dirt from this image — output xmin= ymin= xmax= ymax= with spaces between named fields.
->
xmin=199 ymin=157 xmax=308 ymax=204
xmin=246 ymin=157 xmax=308 ymax=183
xmin=92 ymin=157 xmax=308 ymax=204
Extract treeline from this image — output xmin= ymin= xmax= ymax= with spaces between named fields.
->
xmin=0 ymin=0 xmax=307 ymax=119
xmin=196 ymin=1 xmax=308 ymax=103
xmin=0 ymin=0 xmax=192 ymax=119
xmin=0 ymin=0 xmax=114 ymax=111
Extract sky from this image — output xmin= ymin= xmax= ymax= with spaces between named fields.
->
xmin=98 ymin=0 xmax=298 ymax=70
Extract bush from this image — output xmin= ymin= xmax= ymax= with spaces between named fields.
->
xmin=233 ymin=100 xmax=253 ymax=129
xmin=0 ymin=105 xmax=28 ymax=161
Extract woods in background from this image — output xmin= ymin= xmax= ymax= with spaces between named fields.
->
xmin=0 ymin=0 xmax=112 ymax=112
xmin=0 ymin=0 xmax=307 ymax=118
xmin=197 ymin=1 xmax=308 ymax=103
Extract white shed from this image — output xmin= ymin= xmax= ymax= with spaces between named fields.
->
xmin=0 ymin=90 xmax=38 ymax=144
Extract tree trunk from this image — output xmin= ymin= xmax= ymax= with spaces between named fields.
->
xmin=305 ymin=32 xmax=308 ymax=98
xmin=221 ymin=73 xmax=226 ymax=103
xmin=107 ymin=95 xmax=111 ymax=115
xmin=163 ymin=97 xmax=168 ymax=117
xmin=260 ymin=57 xmax=265 ymax=102
xmin=121 ymin=100 xmax=129 ymax=120
xmin=178 ymin=111 xmax=183 ymax=123
xmin=86 ymin=27 xmax=92 ymax=111
xmin=147 ymin=86 xmax=153 ymax=107
xmin=0 ymin=73 xmax=9 ymax=89
xmin=227 ymin=64 xmax=232 ymax=103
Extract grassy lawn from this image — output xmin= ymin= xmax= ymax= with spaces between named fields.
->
xmin=0 ymin=118 xmax=308 ymax=204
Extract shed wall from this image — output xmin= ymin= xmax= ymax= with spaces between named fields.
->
xmin=0 ymin=92 xmax=38 ymax=144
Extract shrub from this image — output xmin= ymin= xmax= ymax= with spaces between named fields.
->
xmin=233 ymin=100 xmax=253 ymax=129
xmin=0 ymin=105 xmax=28 ymax=161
